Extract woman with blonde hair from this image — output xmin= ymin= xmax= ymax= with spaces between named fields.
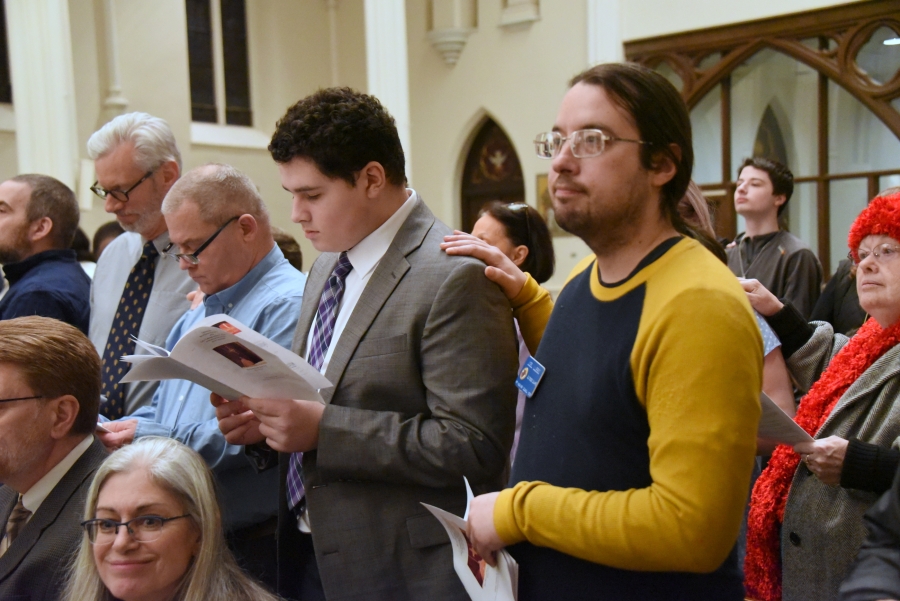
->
xmin=64 ymin=437 xmax=280 ymax=601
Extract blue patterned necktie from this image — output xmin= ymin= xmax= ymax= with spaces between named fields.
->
xmin=287 ymin=252 xmax=353 ymax=511
xmin=99 ymin=241 xmax=159 ymax=419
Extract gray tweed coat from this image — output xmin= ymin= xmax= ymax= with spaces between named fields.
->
xmin=780 ymin=321 xmax=900 ymax=601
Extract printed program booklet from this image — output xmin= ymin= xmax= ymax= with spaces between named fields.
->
xmin=119 ymin=314 xmax=331 ymax=402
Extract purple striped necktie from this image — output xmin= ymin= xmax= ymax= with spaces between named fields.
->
xmin=287 ymin=252 xmax=353 ymax=511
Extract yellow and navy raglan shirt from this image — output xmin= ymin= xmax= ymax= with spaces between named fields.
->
xmin=498 ymin=236 xmax=762 ymax=601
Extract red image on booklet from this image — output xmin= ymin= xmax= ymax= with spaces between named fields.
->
xmin=459 ymin=528 xmax=486 ymax=586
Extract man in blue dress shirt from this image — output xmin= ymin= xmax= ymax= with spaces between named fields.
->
xmin=98 ymin=163 xmax=307 ymax=589
xmin=0 ymin=174 xmax=90 ymax=333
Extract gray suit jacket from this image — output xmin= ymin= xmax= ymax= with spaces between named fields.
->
xmin=277 ymin=198 xmax=519 ymax=601
xmin=0 ymin=438 xmax=108 ymax=601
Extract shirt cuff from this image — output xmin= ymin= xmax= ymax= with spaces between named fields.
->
xmin=841 ymin=438 xmax=900 ymax=494
xmin=510 ymin=274 xmax=539 ymax=311
xmin=493 ymin=482 xmax=532 ymax=546
xmin=133 ymin=419 xmax=173 ymax=440
xmin=764 ymin=301 xmax=814 ymax=358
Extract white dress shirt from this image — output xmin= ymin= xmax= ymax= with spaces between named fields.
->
xmin=89 ymin=231 xmax=195 ymax=415
xmin=298 ymin=189 xmax=418 ymax=532
xmin=21 ymin=434 xmax=93 ymax=519
xmin=304 ymin=189 xmax=419 ymax=372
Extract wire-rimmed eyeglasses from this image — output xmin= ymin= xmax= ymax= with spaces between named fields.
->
xmin=81 ymin=514 xmax=192 ymax=545
xmin=849 ymin=243 xmax=900 ymax=266
xmin=165 ymin=216 xmax=240 ymax=265
xmin=534 ymin=129 xmax=649 ymax=159
xmin=90 ymin=170 xmax=155 ymax=203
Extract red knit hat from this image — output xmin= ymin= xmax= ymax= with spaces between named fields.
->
xmin=848 ymin=189 xmax=900 ymax=261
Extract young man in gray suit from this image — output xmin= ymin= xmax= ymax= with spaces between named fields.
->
xmin=214 ymin=88 xmax=519 ymax=601
xmin=0 ymin=316 xmax=108 ymax=601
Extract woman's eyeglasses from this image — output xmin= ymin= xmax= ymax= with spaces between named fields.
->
xmin=849 ymin=243 xmax=900 ymax=266
xmin=81 ymin=514 xmax=192 ymax=544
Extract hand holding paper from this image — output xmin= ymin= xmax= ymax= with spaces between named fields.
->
xmin=421 ymin=478 xmax=518 ymax=601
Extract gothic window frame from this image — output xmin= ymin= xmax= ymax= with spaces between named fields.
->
xmin=625 ymin=0 xmax=900 ymax=275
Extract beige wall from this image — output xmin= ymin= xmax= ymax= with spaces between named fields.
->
xmin=0 ymin=0 xmax=870 ymax=278
xmin=406 ymin=0 xmax=594 ymax=290
xmin=621 ymin=0 xmax=862 ymax=40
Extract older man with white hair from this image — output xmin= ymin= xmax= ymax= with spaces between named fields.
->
xmin=87 ymin=112 xmax=195 ymax=418
xmin=99 ymin=163 xmax=306 ymax=590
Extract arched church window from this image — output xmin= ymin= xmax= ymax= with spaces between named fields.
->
xmin=626 ymin=0 xmax=900 ymax=275
xmin=0 ymin=1 xmax=11 ymax=104
xmin=460 ymin=118 xmax=525 ymax=233
xmin=186 ymin=0 xmax=252 ymax=126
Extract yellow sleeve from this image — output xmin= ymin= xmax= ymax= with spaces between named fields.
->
xmin=510 ymin=274 xmax=553 ymax=356
xmin=494 ymin=288 xmax=762 ymax=573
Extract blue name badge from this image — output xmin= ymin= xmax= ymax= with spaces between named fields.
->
xmin=515 ymin=356 xmax=546 ymax=399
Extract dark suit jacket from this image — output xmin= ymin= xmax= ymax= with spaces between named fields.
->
xmin=276 ymin=198 xmax=519 ymax=601
xmin=0 ymin=438 xmax=108 ymax=601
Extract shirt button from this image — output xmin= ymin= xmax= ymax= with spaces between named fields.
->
xmin=789 ymin=532 xmax=801 ymax=546
xmin=228 ymin=303 xmax=233 ymax=308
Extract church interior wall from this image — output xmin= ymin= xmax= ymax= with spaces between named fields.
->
xmin=0 ymin=0 xmax=884 ymax=281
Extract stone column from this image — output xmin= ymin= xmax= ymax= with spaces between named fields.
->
xmin=5 ymin=0 xmax=79 ymax=187
xmin=364 ymin=0 xmax=412 ymax=183
xmin=587 ymin=0 xmax=622 ymax=67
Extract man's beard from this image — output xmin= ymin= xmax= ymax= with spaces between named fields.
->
xmin=553 ymin=177 xmax=649 ymax=256
xmin=0 ymin=405 xmax=46 ymax=486
xmin=119 ymin=207 xmax=164 ymax=238
xmin=0 ymin=225 xmax=31 ymax=264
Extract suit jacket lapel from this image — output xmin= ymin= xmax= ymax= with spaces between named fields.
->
xmin=320 ymin=199 xmax=434 ymax=403
xmin=0 ymin=438 xmax=106 ymax=581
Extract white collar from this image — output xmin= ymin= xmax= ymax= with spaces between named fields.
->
xmin=22 ymin=435 xmax=93 ymax=515
xmin=346 ymin=189 xmax=419 ymax=277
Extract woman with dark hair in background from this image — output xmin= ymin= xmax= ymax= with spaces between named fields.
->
xmin=471 ymin=201 xmax=555 ymax=287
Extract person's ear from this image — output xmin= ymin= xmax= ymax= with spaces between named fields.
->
xmin=28 ymin=216 xmax=53 ymax=244
xmin=772 ymin=194 xmax=787 ymax=209
xmin=47 ymin=395 xmax=80 ymax=439
xmin=510 ymin=245 xmax=529 ymax=267
xmin=359 ymin=162 xmax=387 ymax=199
xmin=649 ymin=144 xmax=680 ymax=188
xmin=236 ymin=214 xmax=258 ymax=240
xmin=158 ymin=160 xmax=180 ymax=190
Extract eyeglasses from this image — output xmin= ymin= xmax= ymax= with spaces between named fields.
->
xmin=534 ymin=129 xmax=649 ymax=159
xmin=849 ymin=243 xmax=900 ymax=266
xmin=81 ymin=514 xmax=191 ymax=544
xmin=507 ymin=203 xmax=532 ymax=242
xmin=90 ymin=170 xmax=155 ymax=203
xmin=165 ymin=216 xmax=239 ymax=265
xmin=0 ymin=395 xmax=43 ymax=404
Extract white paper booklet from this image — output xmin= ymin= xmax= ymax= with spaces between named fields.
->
xmin=421 ymin=478 xmax=518 ymax=601
xmin=119 ymin=314 xmax=332 ymax=402
xmin=757 ymin=392 xmax=814 ymax=445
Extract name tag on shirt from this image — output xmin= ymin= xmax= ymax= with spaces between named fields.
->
xmin=515 ymin=356 xmax=545 ymax=398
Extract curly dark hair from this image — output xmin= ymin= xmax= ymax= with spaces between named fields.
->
xmin=269 ymin=87 xmax=406 ymax=187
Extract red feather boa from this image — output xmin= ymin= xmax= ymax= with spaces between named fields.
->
xmin=744 ymin=317 xmax=900 ymax=600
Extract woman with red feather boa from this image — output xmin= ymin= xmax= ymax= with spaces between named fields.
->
xmin=743 ymin=187 xmax=900 ymax=601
